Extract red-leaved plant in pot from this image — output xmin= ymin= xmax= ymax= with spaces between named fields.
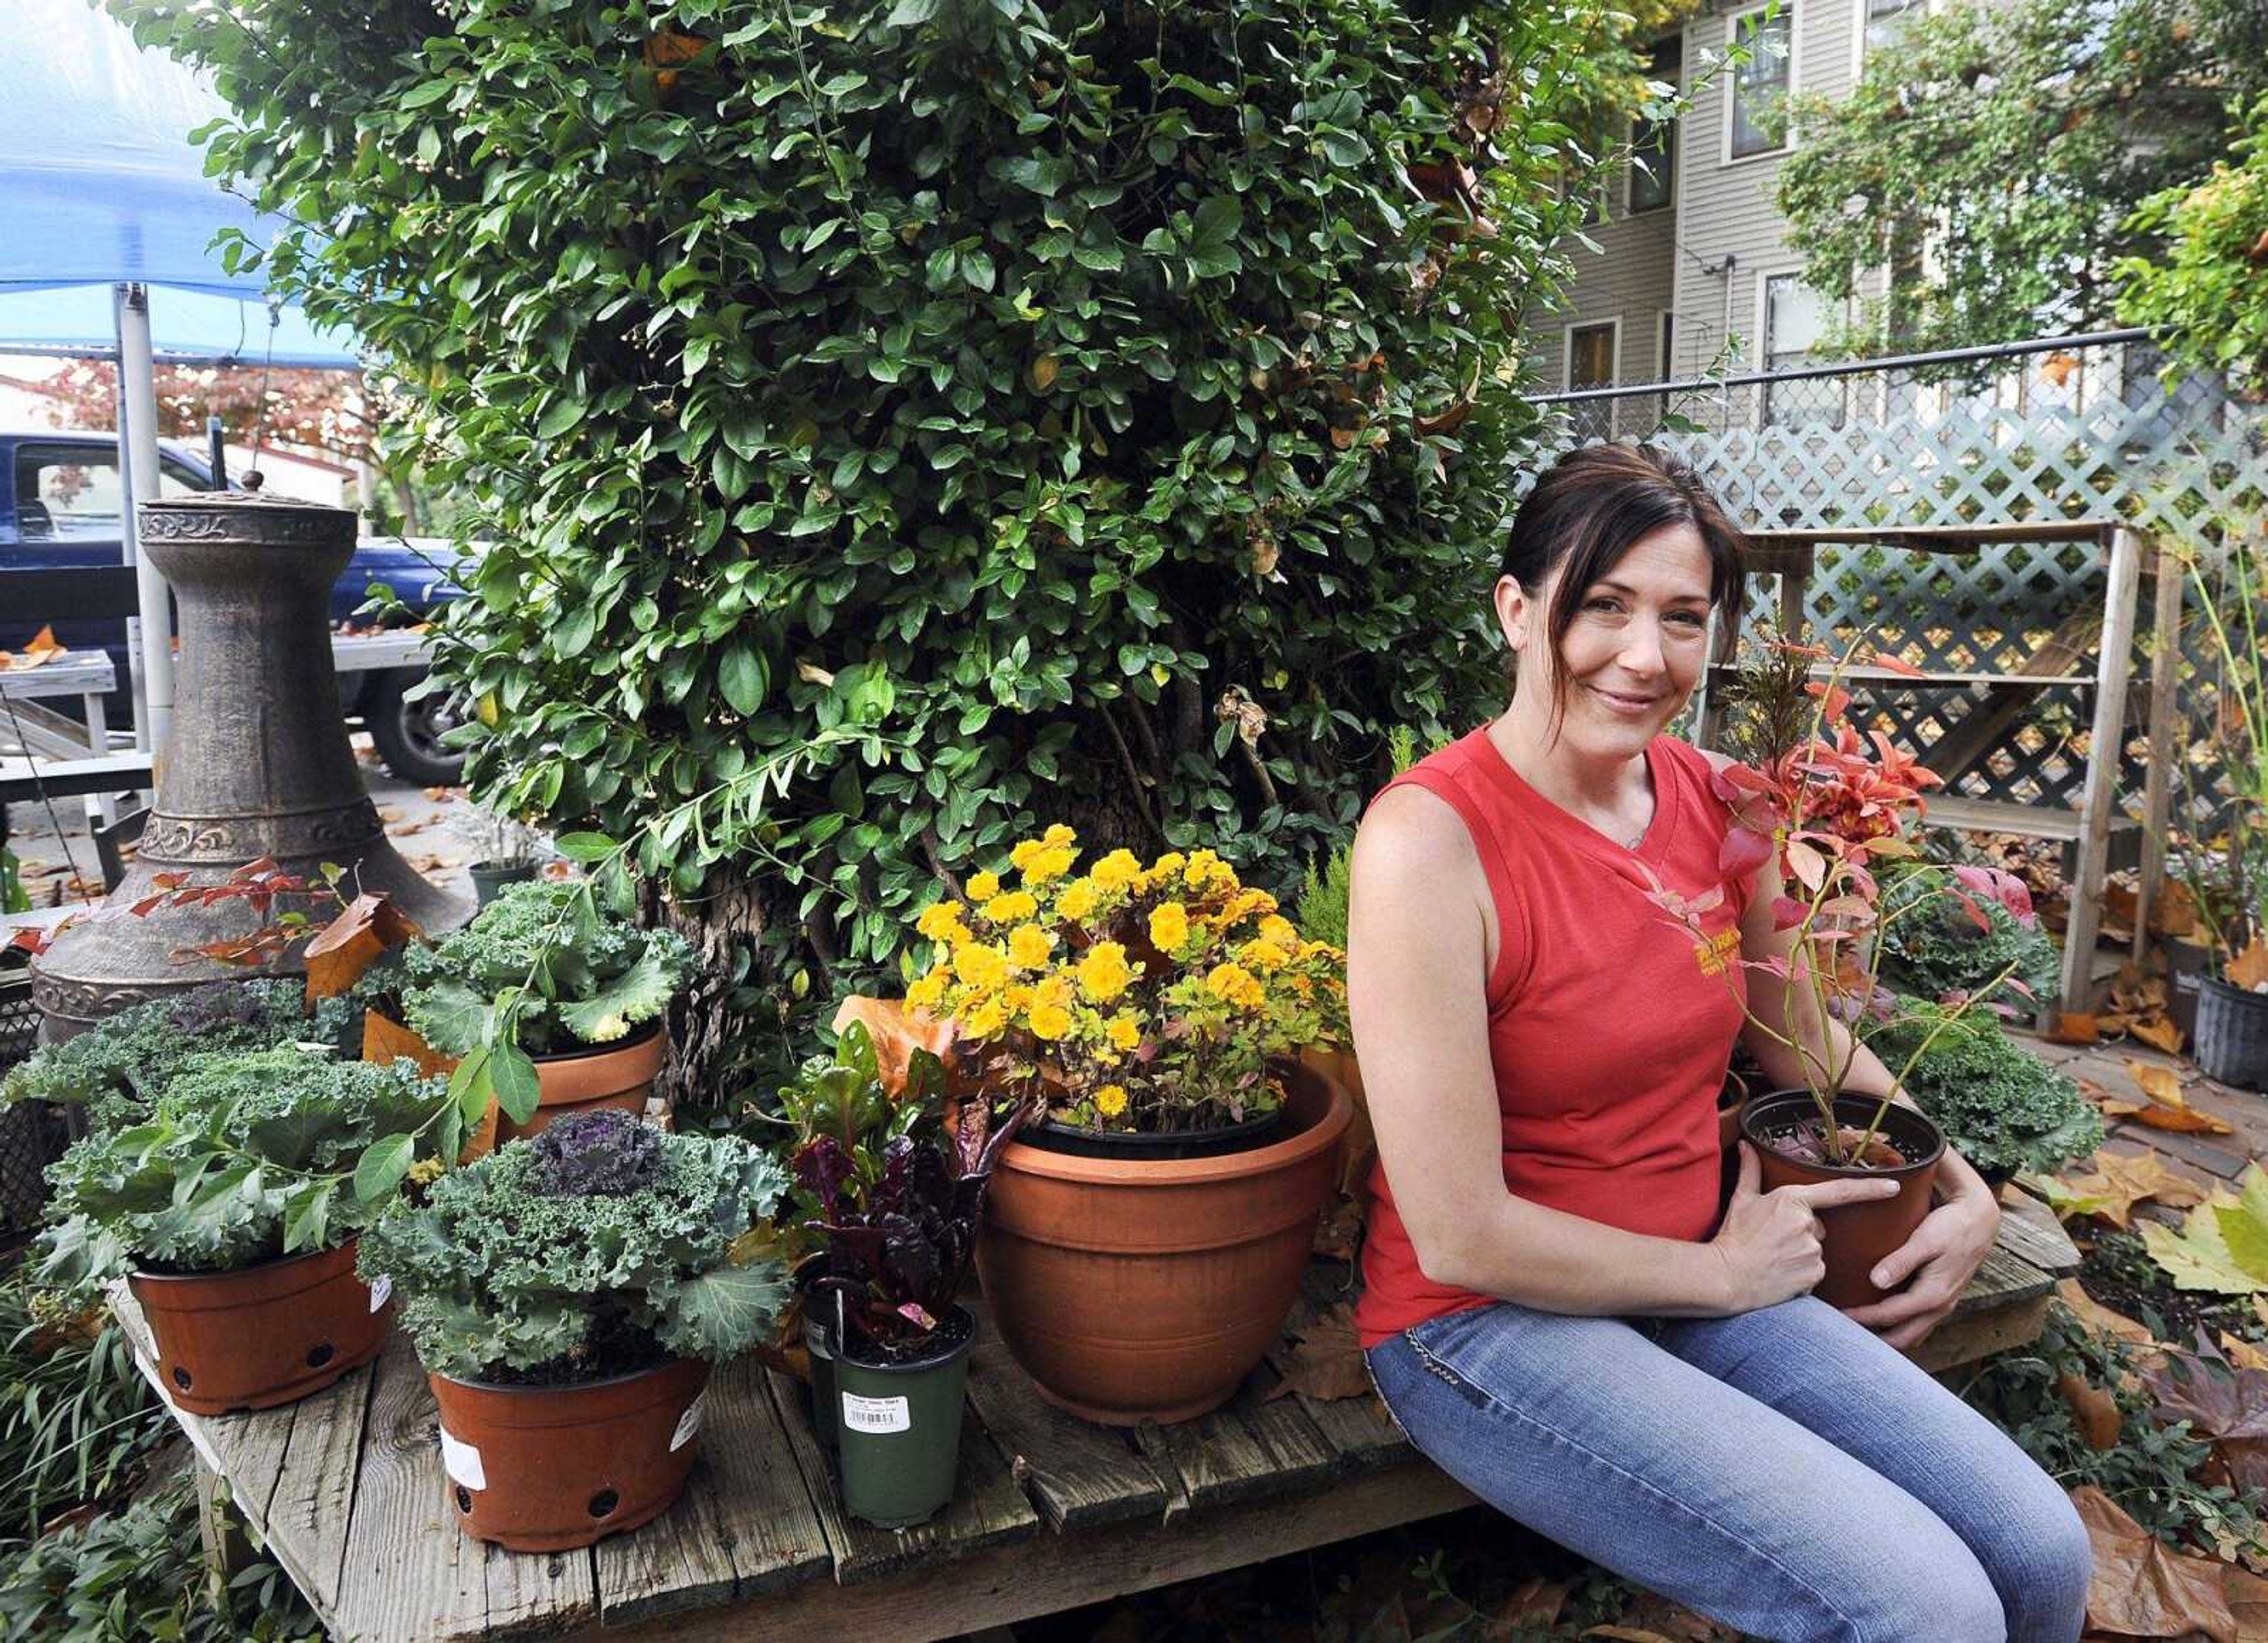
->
xmin=1652 ymin=637 xmax=2033 ymax=1308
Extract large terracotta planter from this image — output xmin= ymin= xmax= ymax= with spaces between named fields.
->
xmin=1299 ymin=1044 xmax=1373 ymax=1200
xmin=1741 ymin=1090 xmax=1944 ymax=1310
xmin=501 ymin=1027 xmax=667 ymax=1144
xmin=131 ymin=1238 xmax=392 ymax=1416
xmin=977 ymin=1059 xmax=1351 ymax=1425
xmin=429 ymin=1356 xmax=709 ymax=1551
xmin=362 ymin=1012 xmax=498 ymax=1162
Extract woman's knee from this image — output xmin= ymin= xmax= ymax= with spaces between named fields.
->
xmin=1988 ymin=1488 xmax=2091 ymax=1642
xmin=1824 ymin=1531 xmax=2005 ymax=1643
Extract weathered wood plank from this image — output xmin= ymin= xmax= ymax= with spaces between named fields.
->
xmin=582 ymin=1461 xmax=1478 ymax=1643
xmin=1135 ymin=1367 xmax=1337 ymax=1517
xmin=330 ymin=1332 xmax=494 ymax=1643
xmin=959 ymin=1303 xmax=1168 ymax=1532
xmin=1997 ymin=1189 xmax=2082 ymax=1276
xmin=1948 ymin=1244 xmax=2054 ymax=1316
xmin=475 ymin=1536 xmax=597 ymax=1639
xmin=1259 ymin=1266 xmax=1409 ymax=1476
xmin=595 ymin=1357 xmax=831 ymax=1628
xmin=256 ymin=1357 xmax=379 ymax=1613
xmin=1915 ymin=1295 xmax=2052 ymax=1375
xmin=761 ymin=1365 xmax=1040 ymax=1587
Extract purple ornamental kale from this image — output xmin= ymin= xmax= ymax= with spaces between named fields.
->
xmin=169 ymin=983 xmax=271 ymax=1038
xmin=528 ymin=1109 xmax=664 ymax=1197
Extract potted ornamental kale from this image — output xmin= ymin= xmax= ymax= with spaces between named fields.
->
xmin=1864 ymin=1000 xmax=2103 ymax=1188
xmin=356 ymin=1110 xmax=790 ymax=1551
xmin=791 ymin=1022 xmax=1029 ymax=1527
xmin=386 ymin=877 xmax=694 ymax=1142
xmin=38 ymin=1047 xmax=451 ymax=1414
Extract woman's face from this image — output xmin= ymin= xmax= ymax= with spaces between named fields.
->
xmin=1495 ymin=521 xmax=1717 ymax=760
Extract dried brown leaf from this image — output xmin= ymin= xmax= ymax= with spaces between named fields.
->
xmin=2059 ymin=1278 xmax=2159 ymax=1347
xmin=830 ymin=995 xmax=956 ymax=1099
xmin=2074 ymin=1484 xmax=2237 ymax=1642
xmin=2233 ymin=941 xmax=2268 ymax=993
xmin=1265 ymin=1302 xmax=1371 ymax=1403
xmin=304 ymin=892 xmax=421 ymax=1003
xmin=2132 ymin=1013 xmax=2188 ymax=1055
xmin=2145 ymin=1353 xmax=2268 ymax=1495
xmin=2060 ymin=1370 xmax=2124 ymax=1449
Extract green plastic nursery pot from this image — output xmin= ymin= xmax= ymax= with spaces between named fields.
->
xmin=467 ymin=860 xmax=539 ymax=908
xmin=832 ymin=1307 xmax=975 ymax=1529
xmin=429 ymin=1356 xmax=709 ymax=1551
xmin=1741 ymin=1090 xmax=1944 ymax=1311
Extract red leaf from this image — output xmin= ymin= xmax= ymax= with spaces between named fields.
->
xmin=1719 ymin=827 xmax=1774 ymax=880
xmin=1772 ymin=895 xmax=1809 ymax=930
xmin=1865 ymin=650 xmax=1925 ymax=677
xmin=1951 ymin=889 xmax=1991 ymax=934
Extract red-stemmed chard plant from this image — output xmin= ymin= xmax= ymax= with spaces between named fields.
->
xmin=1647 ymin=634 xmax=2037 ymax=1169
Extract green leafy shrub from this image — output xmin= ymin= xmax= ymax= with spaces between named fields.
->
xmin=1864 ymin=999 xmax=2103 ymax=1178
xmin=359 ymin=1111 xmax=791 ymax=1382
xmin=1293 ymin=725 xmax=1431 ymax=950
xmin=38 ymin=1049 xmax=452 ymax=1293
xmin=0 ymin=1272 xmax=166 ymax=1540
xmin=398 ymin=878 xmax=693 ymax=1059
xmin=0 ymin=1475 xmax=322 ymax=1642
xmin=1876 ymin=865 xmax=2058 ymax=1012
xmin=119 ymin=0 xmax=1667 ymax=1103
xmin=2 ymin=980 xmax=360 ymax=1130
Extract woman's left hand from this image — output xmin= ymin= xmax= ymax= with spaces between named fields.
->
xmin=1839 ymin=1181 xmax=2001 ymax=1351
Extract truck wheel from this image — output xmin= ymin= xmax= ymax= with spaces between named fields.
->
xmin=367 ymin=669 xmax=467 ymax=787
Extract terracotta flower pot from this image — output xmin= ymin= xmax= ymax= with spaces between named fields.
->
xmin=1740 ymin=1090 xmax=1944 ymax=1311
xmin=977 ymin=1058 xmax=1351 ymax=1425
xmin=429 ymin=1356 xmax=709 ymax=1552
xmin=130 ymin=1239 xmax=391 ymax=1416
xmin=500 ymin=1026 xmax=667 ymax=1144
xmin=1299 ymin=1044 xmax=1374 ymax=1201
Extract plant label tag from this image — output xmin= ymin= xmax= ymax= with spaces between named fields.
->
xmin=367 ymin=1275 xmax=393 ymax=1313
xmin=840 ymin=1392 xmax=911 ymax=1435
xmin=440 ymin=1428 xmax=486 ymax=1491
xmin=669 ymin=1393 xmax=706 ymax=1453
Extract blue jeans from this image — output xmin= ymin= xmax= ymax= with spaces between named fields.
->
xmin=1367 ymin=1298 xmax=2089 ymax=1643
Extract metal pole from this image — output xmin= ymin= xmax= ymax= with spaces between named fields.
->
xmin=207 ymin=414 xmax=227 ymax=488
xmin=116 ymin=283 xmax=175 ymax=765
xmin=111 ymin=285 xmax=149 ymax=754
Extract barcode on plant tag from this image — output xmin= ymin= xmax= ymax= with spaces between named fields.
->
xmin=440 ymin=1429 xmax=486 ymax=1491
xmin=669 ymin=1393 xmax=706 ymax=1452
xmin=367 ymin=1275 xmax=393 ymax=1313
xmin=840 ymin=1392 xmax=911 ymax=1434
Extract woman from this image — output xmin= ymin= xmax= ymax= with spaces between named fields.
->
xmin=1348 ymin=445 xmax=2090 ymax=1642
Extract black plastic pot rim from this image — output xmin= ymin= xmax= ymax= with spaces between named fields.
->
xmin=2203 ymin=974 xmax=2268 ymax=1004
xmin=432 ymin=1353 xmax=692 ymax=1399
xmin=1025 ymin=1106 xmax=1283 ymax=1158
xmin=1738 ymin=1088 xmax=1945 ymax=1179
xmin=833 ymin=1306 xmax=977 ymax=1375
xmin=530 ymin=1019 xmax=665 ymax=1064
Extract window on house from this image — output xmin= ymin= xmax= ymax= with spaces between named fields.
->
xmin=1628 ymin=38 xmax=1681 ymax=213
xmin=1864 ymin=0 xmax=1921 ymax=54
xmin=1729 ymin=8 xmax=1793 ymax=159
xmin=1761 ymin=275 xmax=1841 ymax=426
xmin=1566 ymin=321 xmax=1619 ymax=441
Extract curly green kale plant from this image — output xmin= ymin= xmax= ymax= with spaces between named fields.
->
xmin=37 ymin=1049 xmax=452 ymax=1295
xmin=397 ymin=877 xmax=694 ymax=1064
xmin=1876 ymin=863 xmax=2059 ymax=1013
xmin=2 ymin=980 xmax=361 ymax=1130
xmin=1865 ymin=999 xmax=2103 ymax=1178
xmin=359 ymin=1110 xmax=791 ymax=1383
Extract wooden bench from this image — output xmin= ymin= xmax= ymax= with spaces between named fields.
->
xmin=116 ymin=1197 xmax=2078 ymax=1643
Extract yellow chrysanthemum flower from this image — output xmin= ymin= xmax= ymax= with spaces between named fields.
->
xmin=1148 ymin=851 xmax=1186 ymax=879
xmin=1022 ymin=844 xmax=1077 ymax=885
xmin=983 ymin=889 xmax=1039 ymax=924
xmin=966 ymin=869 xmax=1002 ymax=903
xmin=915 ymin=901 xmax=967 ymax=943
xmin=1091 ymin=848 xmax=1143 ymax=892
xmin=1008 ymin=924 xmax=1053 ymax=970
xmin=953 ymin=943 xmax=1011 ymax=993
xmin=1009 ymin=839 xmax=1045 ymax=872
xmin=1204 ymin=961 xmax=1265 ymax=1010
xmin=1057 ymin=877 xmax=1101 ymax=921
xmin=1029 ymin=1002 xmax=1074 ymax=1041
xmin=1259 ymin=914 xmax=1300 ymax=950
xmin=1076 ymin=941 xmax=1135 ymax=1003
xmin=1107 ymin=1015 xmax=1142 ymax=1052
xmin=1033 ymin=973 xmax=1075 ymax=1012
xmin=1149 ymin=901 xmax=1190 ymax=952
xmin=907 ymin=967 xmax=950 ymax=1011
xmin=1237 ymin=937 xmax=1289 ymax=973
xmin=1184 ymin=849 xmax=1233 ymax=888
xmin=963 ymin=996 xmax=1010 ymax=1038
xmin=1094 ymin=1084 xmax=1129 ymax=1119
xmin=1042 ymin=823 xmax=1076 ymax=846
xmin=1227 ymin=888 xmax=1278 ymax=921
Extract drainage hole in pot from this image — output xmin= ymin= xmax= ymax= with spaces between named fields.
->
xmin=455 ymin=1487 xmax=472 ymax=1514
xmin=305 ymin=1342 xmax=335 ymax=1369
xmin=171 ymin=1367 xmax=192 ymax=1390
xmin=588 ymin=1489 xmax=619 ymax=1520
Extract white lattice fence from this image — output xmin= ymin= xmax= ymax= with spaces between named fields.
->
xmin=1532 ymin=340 xmax=2268 ymax=811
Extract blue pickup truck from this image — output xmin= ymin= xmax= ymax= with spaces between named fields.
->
xmin=0 ymin=430 xmax=467 ymax=784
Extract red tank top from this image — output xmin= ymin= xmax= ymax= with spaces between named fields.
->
xmin=1354 ymin=729 xmax=1752 ymax=1348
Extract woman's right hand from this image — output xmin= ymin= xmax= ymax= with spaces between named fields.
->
xmin=1707 ymin=1142 xmax=1902 ymax=1313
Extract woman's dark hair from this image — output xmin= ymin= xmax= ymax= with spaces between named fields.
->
xmin=1501 ymin=443 xmax=1746 ymax=722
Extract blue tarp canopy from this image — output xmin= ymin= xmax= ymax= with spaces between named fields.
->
xmin=0 ymin=0 xmax=357 ymax=367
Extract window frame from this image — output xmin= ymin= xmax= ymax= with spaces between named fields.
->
xmin=1722 ymin=1 xmax=1797 ymax=165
